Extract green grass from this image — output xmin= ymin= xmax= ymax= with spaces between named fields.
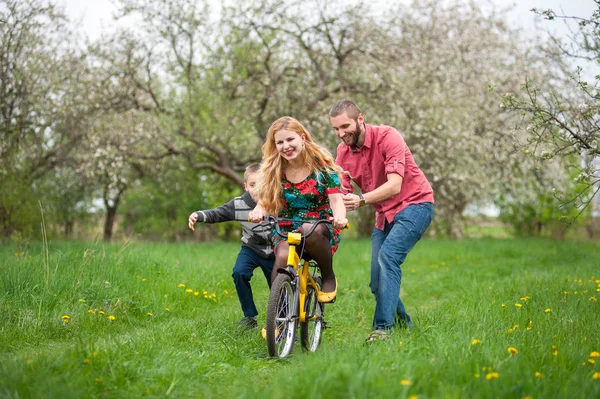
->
xmin=1 ymin=237 xmax=599 ymax=398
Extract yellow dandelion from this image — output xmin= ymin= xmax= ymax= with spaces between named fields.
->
xmin=409 ymin=396 xmax=418 ymax=399
xmin=224 ymin=290 xmax=229 ymax=295
xmin=147 ymin=312 xmax=153 ymax=317
xmin=593 ymin=372 xmax=600 ymax=380
xmin=520 ymin=296 xmax=529 ymax=301
xmin=526 ymin=326 xmax=532 ymax=331
xmin=142 ymin=278 xmax=147 ymax=282
xmin=92 ymin=352 xmax=97 ymax=357
xmin=590 ymin=351 xmax=600 ymax=358
xmin=107 ymin=315 xmax=115 ymax=321
xmin=400 ymin=379 xmax=412 ymax=386
xmin=61 ymin=315 xmax=70 ymax=321
xmin=485 ymin=372 xmax=500 ymax=380
xmin=165 ymin=308 xmax=170 ymax=312
xmin=590 ymin=297 xmax=597 ymax=302
xmin=471 ymin=339 xmax=481 ymax=345
xmin=177 ymin=284 xmax=185 ymax=288
xmin=524 ymin=396 xmax=533 ymax=399
xmin=95 ymin=378 xmax=102 ymax=383
xmin=194 ymin=292 xmax=200 ymax=296
xmin=508 ymin=328 xmax=514 ymax=334
xmin=474 ymin=373 xmax=480 ymax=378
xmin=588 ymin=359 xmax=595 ymax=365
xmin=508 ymin=347 xmax=519 ymax=355
xmin=399 ymin=341 xmax=403 ymax=346
xmin=513 ymin=324 xmax=519 ymax=330
xmin=501 ymin=303 xmax=506 ymax=308
xmin=515 ymin=303 xmax=522 ymax=308
xmin=185 ymin=288 xmax=193 ymax=293
xmin=98 ymin=310 xmax=105 ymax=315
xmin=535 ymin=372 xmax=543 ymax=378
xmin=203 ymin=290 xmax=208 ymax=295
xmin=544 ymin=308 xmax=552 ymax=313
xmin=552 ymin=345 xmax=558 ymax=356
xmin=78 ymin=298 xmax=86 ymax=303
xmin=26 ymin=359 xmax=33 ymax=365
xmin=83 ymin=359 xmax=90 ymax=364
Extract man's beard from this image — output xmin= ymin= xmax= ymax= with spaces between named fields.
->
xmin=348 ymin=119 xmax=361 ymax=147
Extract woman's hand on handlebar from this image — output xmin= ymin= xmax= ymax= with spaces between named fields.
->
xmin=331 ymin=216 xmax=349 ymax=230
xmin=248 ymin=205 xmax=265 ymax=223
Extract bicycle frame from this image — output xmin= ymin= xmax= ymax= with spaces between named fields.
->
xmin=285 ymin=232 xmax=321 ymax=324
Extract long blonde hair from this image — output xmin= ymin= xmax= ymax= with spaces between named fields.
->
xmin=257 ymin=116 xmax=343 ymax=215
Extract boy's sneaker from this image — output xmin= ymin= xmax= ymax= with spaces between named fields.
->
xmin=237 ymin=316 xmax=258 ymax=330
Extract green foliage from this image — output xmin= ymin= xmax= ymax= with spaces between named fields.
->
xmin=0 ymin=238 xmax=599 ymax=397
xmin=0 ymin=175 xmax=39 ymax=240
xmin=118 ymin=166 xmax=242 ymax=241
xmin=497 ymin=160 xmax=592 ymax=238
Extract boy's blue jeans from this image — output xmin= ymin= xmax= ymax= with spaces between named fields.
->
xmin=370 ymin=202 xmax=434 ymax=330
xmin=232 ymin=247 xmax=274 ymax=318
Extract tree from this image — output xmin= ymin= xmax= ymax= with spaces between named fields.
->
xmin=109 ymin=0 xmax=556 ymax=238
xmin=0 ymin=0 xmax=90 ymax=238
xmin=496 ymin=4 xmax=600 ymax=228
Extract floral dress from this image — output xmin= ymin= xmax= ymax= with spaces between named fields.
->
xmin=273 ymin=168 xmax=342 ymax=255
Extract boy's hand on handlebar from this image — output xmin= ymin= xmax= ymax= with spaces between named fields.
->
xmin=188 ymin=212 xmax=198 ymax=231
xmin=331 ymin=216 xmax=349 ymax=230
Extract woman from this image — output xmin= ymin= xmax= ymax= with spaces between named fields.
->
xmin=249 ymin=116 xmax=348 ymax=304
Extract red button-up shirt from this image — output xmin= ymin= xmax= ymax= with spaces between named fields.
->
xmin=335 ymin=123 xmax=434 ymax=230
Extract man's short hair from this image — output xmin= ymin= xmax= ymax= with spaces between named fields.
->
xmin=244 ymin=163 xmax=260 ymax=181
xmin=329 ymin=100 xmax=362 ymax=120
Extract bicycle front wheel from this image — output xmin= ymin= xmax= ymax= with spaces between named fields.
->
xmin=266 ymin=273 xmax=297 ymax=358
xmin=300 ymin=276 xmax=324 ymax=352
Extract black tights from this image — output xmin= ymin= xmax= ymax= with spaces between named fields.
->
xmin=272 ymin=224 xmax=336 ymax=292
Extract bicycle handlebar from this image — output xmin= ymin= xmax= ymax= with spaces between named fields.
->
xmin=263 ymin=215 xmax=343 ymax=239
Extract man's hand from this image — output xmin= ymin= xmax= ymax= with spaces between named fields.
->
xmin=342 ymin=193 xmax=362 ymax=211
xmin=188 ymin=212 xmax=198 ymax=231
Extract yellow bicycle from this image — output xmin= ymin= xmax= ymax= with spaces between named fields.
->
xmin=263 ymin=216 xmax=336 ymax=358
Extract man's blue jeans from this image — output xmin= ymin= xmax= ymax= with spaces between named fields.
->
xmin=232 ymin=247 xmax=274 ymax=318
xmin=370 ymin=202 xmax=434 ymax=330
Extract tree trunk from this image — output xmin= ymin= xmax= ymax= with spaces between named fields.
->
xmin=104 ymin=206 xmax=117 ymax=242
xmin=64 ymin=216 xmax=74 ymax=238
xmin=103 ymin=186 xmax=124 ymax=242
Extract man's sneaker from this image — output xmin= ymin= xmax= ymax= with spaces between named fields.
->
xmin=365 ymin=329 xmax=388 ymax=344
xmin=237 ymin=316 xmax=258 ymax=330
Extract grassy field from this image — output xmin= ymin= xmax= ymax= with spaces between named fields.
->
xmin=1 ymin=236 xmax=599 ymax=398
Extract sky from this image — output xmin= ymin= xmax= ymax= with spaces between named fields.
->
xmin=61 ymin=0 xmax=598 ymax=42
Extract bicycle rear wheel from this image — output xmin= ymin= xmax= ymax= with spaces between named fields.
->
xmin=266 ymin=273 xmax=296 ymax=358
xmin=300 ymin=275 xmax=324 ymax=352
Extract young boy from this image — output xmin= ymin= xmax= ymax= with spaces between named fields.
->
xmin=188 ymin=164 xmax=274 ymax=330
